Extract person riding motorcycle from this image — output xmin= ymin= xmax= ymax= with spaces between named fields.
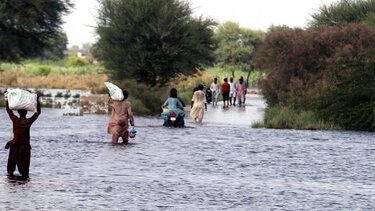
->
xmin=161 ymin=88 xmax=185 ymax=127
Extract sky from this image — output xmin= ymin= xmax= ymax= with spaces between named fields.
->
xmin=63 ymin=0 xmax=339 ymax=47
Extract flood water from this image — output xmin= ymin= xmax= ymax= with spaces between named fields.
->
xmin=0 ymin=95 xmax=374 ymax=210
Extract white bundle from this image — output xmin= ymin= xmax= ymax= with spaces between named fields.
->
xmin=104 ymin=82 xmax=124 ymax=101
xmin=5 ymin=88 xmax=38 ymax=112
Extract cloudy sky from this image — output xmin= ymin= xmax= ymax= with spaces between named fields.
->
xmin=63 ymin=0 xmax=339 ymax=47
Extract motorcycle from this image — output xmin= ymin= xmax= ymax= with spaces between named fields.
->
xmin=165 ymin=111 xmax=185 ymax=128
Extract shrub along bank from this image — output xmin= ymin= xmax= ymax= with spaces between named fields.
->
xmin=255 ymin=23 xmax=375 ymax=131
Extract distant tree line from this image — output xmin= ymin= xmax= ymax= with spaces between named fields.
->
xmin=213 ymin=21 xmax=264 ymax=83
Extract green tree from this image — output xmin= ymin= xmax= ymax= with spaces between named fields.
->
xmin=309 ymin=0 xmax=375 ymax=28
xmin=42 ymin=33 xmax=69 ymax=61
xmin=0 ymin=0 xmax=72 ymax=62
xmin=214 ymin=22 xmax=264 ymax=80
xmin=95 ymin=0 xmax=216 ymax=86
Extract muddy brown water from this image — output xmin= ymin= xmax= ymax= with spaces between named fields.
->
xmin=0 ymin=95 xmax=374 ymax=210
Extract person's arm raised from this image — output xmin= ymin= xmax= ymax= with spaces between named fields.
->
xmin=29 ymin=95 xmax=41 ymax=121
xmin=5 ymin=100 xmax=16 ymax=121
xmin=36 ymin=95 xmax=41 ymax=114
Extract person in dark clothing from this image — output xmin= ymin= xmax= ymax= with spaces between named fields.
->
xmin=205 ymin=88 xmax=212 ymax=104
xmin=5 ymin=96 xmax=41 ymax=180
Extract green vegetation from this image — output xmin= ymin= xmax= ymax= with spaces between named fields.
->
xmin=0 ymin=59 xmax=105 ymax=76
xmin=2 ymin=0 xmax=373 ymax=131
xmin=0 ymin=60 xmax=107 ymax=91
xmin=309 ymin=0 xmax=375 ymax=28
xmin=252 ymin=106 xmax=338 ymax=130
xmin=254 ymin=0 xmax=375 ymax=131
xmin=202 ymin=67 xmax=246 ymax=82
xmin=255 ymin=23 xmax=375 ymax=131
xmin=214 ymin=21 xmax=264 ymax=79
xmin=317 ymin=59 xmax=375 ymax=131
xmin=0 ymin=0 xmax=73 ymax=62
xmin=95 ymin=0 xmax=216 ymax=86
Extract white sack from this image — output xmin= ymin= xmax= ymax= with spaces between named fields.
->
xmin=5 ymin=88 xmax=38 ymax=113
xmin=104 ymin=82 xmax=124 ymax=101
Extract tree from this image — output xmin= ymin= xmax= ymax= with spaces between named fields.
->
xmin=214 ymin=22 xmax=264 ymax=80
xmin=95 ymin=0 xmax=216 ymax=86
xmin=309 ymin=0 xmax=375 ymax=28
xmin=42 ymin=33 xmax=69 ymax=61
xmin=0 ymin=0 xmax=72 ymax=62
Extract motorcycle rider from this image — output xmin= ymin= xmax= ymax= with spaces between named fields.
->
xmin=161 ymin=88 xmax=185 ymax=127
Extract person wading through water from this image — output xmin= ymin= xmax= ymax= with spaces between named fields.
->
xmin=5 ymin=96 xmax=41 ymax=180
xmin=107 ymin=89 xmax=135 ymax=144
xmin=190 ymin=84 xmax=207 ymax=124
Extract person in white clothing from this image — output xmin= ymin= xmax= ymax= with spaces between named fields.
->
xmin=190 ymin=84 xmax=207 ymax=123
xmin=210 ymin=77 xmax=221 ymax=106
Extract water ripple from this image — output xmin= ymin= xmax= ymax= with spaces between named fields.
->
xmin=0 ymin=103 xmax=374 ymax=210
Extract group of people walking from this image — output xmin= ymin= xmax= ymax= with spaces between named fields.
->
xmin=209 ymin=76 xmax=247 ymax=108
xmin=161 ymin=76 xmax=248 ymax=127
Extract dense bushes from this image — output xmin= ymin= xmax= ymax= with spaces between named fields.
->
xmin=317 ymin=59 xmax=375 ymax=130
xmin=65 ymin=54 xmax=89 ymax=67
xmin=255 ymin=24 xmax=375 ymax=131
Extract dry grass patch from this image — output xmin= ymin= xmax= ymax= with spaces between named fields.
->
xmin=0 ymin=70 xmax=108 ymax=91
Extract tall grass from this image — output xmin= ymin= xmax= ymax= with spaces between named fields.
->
xmin=252 ymin=106 xmax=339 ymax=130
xmin=0 ymin=70 xmax=108 ymax=91
xmin=0 ymin=60 xmax=106 ymax=76
xmin=0 ymin=60 xmax=108 ymax=91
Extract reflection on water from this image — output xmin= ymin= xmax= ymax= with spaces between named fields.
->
xmin=0 ymin=95 xmax=374 ymax=210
